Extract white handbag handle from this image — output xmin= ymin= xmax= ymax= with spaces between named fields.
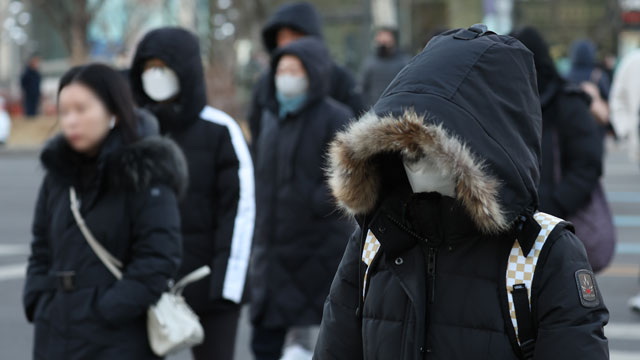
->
xmin=69 ymin=187 xmax=123 ymax=280
xmin=172 ymin=266 xmax=211 ymax=295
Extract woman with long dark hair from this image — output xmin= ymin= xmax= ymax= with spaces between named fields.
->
xmin=22 ymin=63 xmax=187 ymax=359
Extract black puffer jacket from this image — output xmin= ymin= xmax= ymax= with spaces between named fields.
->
xmin=130 ymin=28 xmax=255 ymax=313
xmin=315 ymin=26 xmax=609 ymax=360
xmin=23 ymin=127 xmax=187 ymax=360
xmin=247 ymin=1 xmax=365 ymax=144
xmin=249 ymin=38 xmax=355 ymax=328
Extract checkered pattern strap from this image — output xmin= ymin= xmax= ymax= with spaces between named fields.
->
xmin=361 ymin=230 xmax=381 ymax=299
xmin=506 ymin=212 xmax=563 ymax=343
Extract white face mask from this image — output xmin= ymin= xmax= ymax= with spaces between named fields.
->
xmin=403 ymin=158 xmax=456 ymax=197
xmin=275 ymin=74 xmax=309 ymax=98
xmin=141 ymin=67 xmax=180 ymax=102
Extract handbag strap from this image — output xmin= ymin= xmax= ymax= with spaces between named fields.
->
xmin=172 ymin=265 xmax=211 ymax=295
xmin=69 ymin=187 xmax=123 ymax=280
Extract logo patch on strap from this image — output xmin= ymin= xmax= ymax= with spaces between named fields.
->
xmin=575 ymin=269 xmax=600 ymax=308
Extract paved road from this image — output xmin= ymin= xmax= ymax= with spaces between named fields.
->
xmin=1 ymin=146 xmax=639 ymax=359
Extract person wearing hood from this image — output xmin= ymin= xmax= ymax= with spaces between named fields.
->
xmin=23 ymin=63 xmax=186 ymax=359
xmin=247 ymin=1 xmax=365 ymax=146
xmin=360 ymin=27 xmax=411 ymax=107
xmin=129 ymin=27 xmax=255 ymax=360
xmin=512 ymin=27 xmax=614 ymax=273
xmin=568 ymin=39 xmax=611 ymax=100
xmin=250 ymin=37 xmax=355 ymax=360
xmin=314 ymin=25 xmax=608 ymax=360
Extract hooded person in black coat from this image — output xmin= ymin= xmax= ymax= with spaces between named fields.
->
xmin=129 ymin=27 xmax=255 ymax=360
xmin=512 ymin=28 xmax=612 ymax=272
xmin=314 ymin=25 xmax=608 ymax=360
xmin=23 ymin=63 xmax=186 ymax=360
xmin=249 ymin=37 xmax=355 ymax=359
xmin=247 ymin=1 xmax=365 ymax=146
xmin=512 ymin=29 xmax=603 ymax=221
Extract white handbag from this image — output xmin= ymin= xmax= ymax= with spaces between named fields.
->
xmin=69 ymin=187 xmax=210 ymax=356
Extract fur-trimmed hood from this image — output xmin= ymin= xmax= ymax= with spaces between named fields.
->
xmin=41 ymin=129 xmax=188 ymax=198
xmin=327 ymin=26 xmax=542 ymax=234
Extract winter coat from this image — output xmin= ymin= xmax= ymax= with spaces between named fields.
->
xmin=315 ymin=26 xmax=609 ymax=360
xmin=360 ymin=50 xmax=411 ymax=107
xmin=21 ymin=66 xmax=41 ymax=115
xmin=23 ymin=126 xmax=187 ymax=360
xmin=515 ymin=29 xmax=603 ymax=218
xmin=249 ymin=37 xmax=355 ymax=328
xmin=21 ymin=66 xmax=41 ymax=98
xmin=610 ymin=50 xmax=640 ymax=162
xmin=247 ymin=1 xmax=365 ymax=144
xmin=130 ymin=27 xmax=255 ymax=313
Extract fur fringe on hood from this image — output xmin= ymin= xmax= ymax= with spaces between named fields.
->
xmin=108 ymin=136 xmax=188 ymax=198
xmin=41 ymin=134 xmax=188 ymax=198
xmin=327 ymin=110 xmax=509 ymax=234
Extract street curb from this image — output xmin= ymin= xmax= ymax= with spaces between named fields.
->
xmin=0 ymin=146 xmax=41 ymax=157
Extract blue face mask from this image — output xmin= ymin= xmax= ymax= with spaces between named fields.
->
xmin=276 ymin=91 xmax=307 ymax=118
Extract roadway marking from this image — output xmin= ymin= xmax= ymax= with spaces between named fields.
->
xmin=608 ymin=192 xmax=640 ymax=203
xmin=607 ymin=323 xmax=640 ymax=340
xmin=0 ymin=263 xmax=25 ymax=281
xmin=0 ymin=244 xmax=29 ymax=256
xmin=611 ymin=351 xmax=640 ymax=360
xmin=614 ymin=216 xmax=640 ymax=227
xmin=616 ymin=243 xmax=640 ymax=255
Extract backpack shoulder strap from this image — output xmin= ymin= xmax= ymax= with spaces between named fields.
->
xmin=361 ymin=230 xmax=381 ymax=300
xmin=506 ymin=212 xmax=564 ymax=358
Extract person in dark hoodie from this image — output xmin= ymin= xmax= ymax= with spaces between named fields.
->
xmin=129 ymin=27 xmax=255 ymax=360
xmin=23 ymin=63 xmax=186 ymax=360
xmin=568 ymin=39 xmax=611 ymax=100
xmin=360 ymin=27 xmax=411 ymax=107
xmin=314 ymin=25 xmax=608 ymax=360
xmin=247 ymin=1 xmax=365 ymax=146
xmin=512 ymin=27 xmax=614 ymax=273
xmin=249 ymin=37 xmax=355 ymax=360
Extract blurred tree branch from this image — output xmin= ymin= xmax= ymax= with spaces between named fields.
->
xmin=29 ymin=0 xmax=106 ymax=65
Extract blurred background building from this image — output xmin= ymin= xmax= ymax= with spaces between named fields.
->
xmin=0 ymin=0 xmax=634 ymax=120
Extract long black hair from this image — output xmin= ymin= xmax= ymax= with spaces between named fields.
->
xmin=58 ymin=63 xmax=139 ymax=144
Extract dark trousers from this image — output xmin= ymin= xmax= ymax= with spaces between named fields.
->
xmin=191 ymin=306 xmax=242 ymax=360
xmin=251 ymin=326 xmax=287 ymax=360
xmin=23 ymin=96 xmax=39 ymax=117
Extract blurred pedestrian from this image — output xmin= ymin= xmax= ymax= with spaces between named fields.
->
xmin=129 ymin=27 xmax=255 ymax=360
xmin=360 ymin=27 xmax=411 ymax=108
xmin=513 ymin=27 xmax=615 ymax=273
xmin=568 ymin=40 xmax=613 ymax=135
xmin=247 ymin=1 xmax=365 ymax=146
xmin=23 ymin=63 xmax=186 ymax=359
xmin=610 ymin=49 xmax=640 ymax=163
xmin=568 ymin=40 xmax=611 ymax=100
xmin=315 ymin=25 xmax=608 ymax=360
xmin=609 ymin=49 xmax=640 ymax=312
xmin=20 ymin=55 xmax=41 ymax=118
xmin=249 ymin=37 xmax=354 ymax=360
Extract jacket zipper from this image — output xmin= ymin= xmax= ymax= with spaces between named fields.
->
xmin=426 ymin=246 xmax=437 ymax=304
